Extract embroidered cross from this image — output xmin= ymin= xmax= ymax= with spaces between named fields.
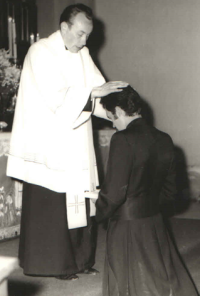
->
xmin=68 ymin=195 xmax=85 ymax=214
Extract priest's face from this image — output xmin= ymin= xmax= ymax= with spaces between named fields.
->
xmin=61 ymin=12 xmax=93 ymax=53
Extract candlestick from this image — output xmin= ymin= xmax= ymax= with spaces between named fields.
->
xmin=12 ymin=19 xmax=17 ymax=61
xmin=8 ymin=17 xmax=13 ymax=57
xmin=30 ymin=33 xmax=34 ymax=45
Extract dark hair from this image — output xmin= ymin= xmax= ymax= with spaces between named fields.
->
xmin=59 ymin=3 xmax=93 ymax=26
xmin=100 ymin=85 xmax=143 ymax=116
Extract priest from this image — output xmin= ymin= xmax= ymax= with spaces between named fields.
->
xmin=7 ymin=3 xmax=128 ymax=280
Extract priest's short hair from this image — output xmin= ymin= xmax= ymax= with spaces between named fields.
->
xmin=60 ymin=3 xmax=93 ymax=27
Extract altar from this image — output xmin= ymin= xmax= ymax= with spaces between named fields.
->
xmin=0 ymin=132 xmax=22 ymax=241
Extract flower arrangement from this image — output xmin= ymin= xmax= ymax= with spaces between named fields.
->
xmin=0 ymin=49 xmax=21 ymax=127
xmin=0 ymin=48 xmax=21 ymax=94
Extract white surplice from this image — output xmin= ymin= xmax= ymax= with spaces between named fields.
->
xmin=7 ymin=30 xmax=107 ymax=228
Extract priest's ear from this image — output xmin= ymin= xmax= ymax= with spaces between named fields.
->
xmin=60 ymin=22 xmax=69 ymax=34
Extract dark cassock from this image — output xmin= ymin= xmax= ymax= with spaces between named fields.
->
xmin=96 ymin=118 xmax=198 ymax=296
xmin=7 ymin=30 xmax=107 ymax=275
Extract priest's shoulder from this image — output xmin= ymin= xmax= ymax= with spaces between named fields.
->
xmin=27 ymin=38 xmax=54 ymax=60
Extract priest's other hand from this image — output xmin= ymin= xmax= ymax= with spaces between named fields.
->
xmin=91 ymin=198 xmax=97 ymax=204
xmin=91 ymin=81 xmax=129 ymax=99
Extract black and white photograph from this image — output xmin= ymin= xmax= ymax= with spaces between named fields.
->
xmin=0 ymin=0 xmax=200 ymax=295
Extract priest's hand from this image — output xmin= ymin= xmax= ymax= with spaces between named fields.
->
xmin=91 ymin=81 xmax=129 ymax=99
xmin=85 ymin=191 xmax=99 ymax=201
xmin=91 ymin=198 xmax=97 ymax=204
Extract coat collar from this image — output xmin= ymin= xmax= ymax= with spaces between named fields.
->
xmin=126 ymin=117 xmax=145 ymax=129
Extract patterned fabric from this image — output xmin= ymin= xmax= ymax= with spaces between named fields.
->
xmin=0 ymin=133 xmax=22 ymax=231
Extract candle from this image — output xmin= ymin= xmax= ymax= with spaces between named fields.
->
xmin=36 ymin=33 xmax=40 ymax=42
xmin=8 ymin=17 xmax=13 ymax=57
xmin=30 ymin=33 xmax=34 ymax=45
xmin=12 ymin=5 xmax=15 ymax=19
xmin=12 ymin=19 xmax=17 ymax=61
xmin=6 ymin=1 xmax=10 ymax=48
xmin=26 ymin=8 xmax=29 ymax=41
xmin=21 ymin=6 xmax=24 ymax=40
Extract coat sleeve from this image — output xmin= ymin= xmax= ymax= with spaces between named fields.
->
xmin=159 ymin=140 xmax=177 ymax=204
xmin=95 ymin=132 xmax=133 ymax=222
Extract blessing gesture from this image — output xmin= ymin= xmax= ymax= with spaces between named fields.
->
xmin=91 ymin=81 xmax=129 ymax=99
